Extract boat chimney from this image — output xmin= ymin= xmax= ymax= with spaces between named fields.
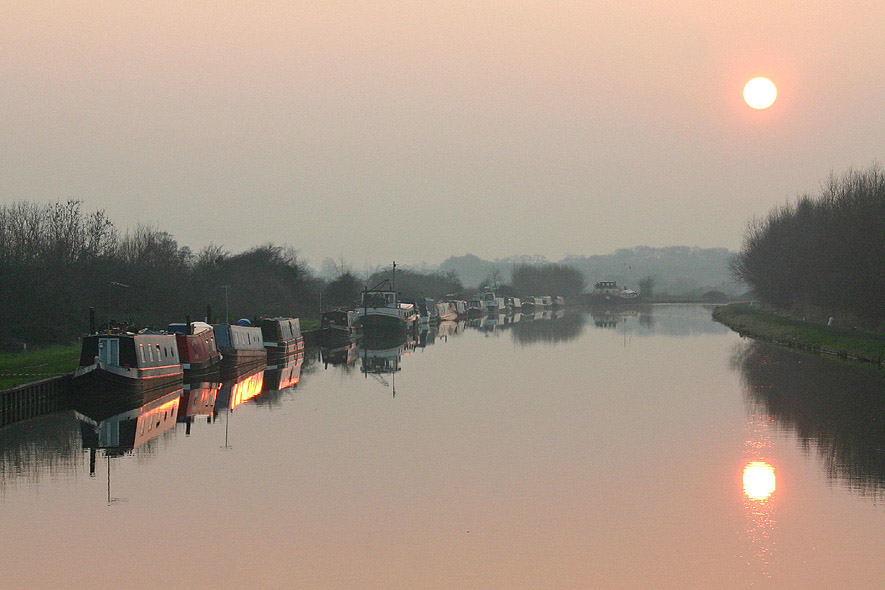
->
xmin=206 ymin=304 xmax=212 ymax=323
xmin=186 ymin=314 xmax=193 ymax=335
xmin=89 ymin=307 xmax=96 ymax=333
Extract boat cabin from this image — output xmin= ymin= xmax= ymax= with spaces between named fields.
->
xmin=79 ymin=333 xmax=180 ymax=370
xmin=362 ymin=291 xmax=398 ymax=309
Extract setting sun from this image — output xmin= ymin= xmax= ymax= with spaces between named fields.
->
xmin=743 ymin=77 xmax=777 ymax=109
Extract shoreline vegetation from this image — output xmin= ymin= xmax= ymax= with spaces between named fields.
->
xmin=713 ymin=303 xmax=885 ymax=367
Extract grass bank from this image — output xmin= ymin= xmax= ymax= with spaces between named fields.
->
xmin=0 ymin=344 xmax=80 ymax=390
xmin=713 ymin=303 xmax=885 ymax=366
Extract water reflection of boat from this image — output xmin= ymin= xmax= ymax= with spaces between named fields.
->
xmin=75 ymin=389 xmax=182 ymax=457
xmin=178 ymin=382 xmax=220 ymax=422
xmin=260 ymin=317 xmax=305 ymax=369
xmin=73 ymin=332 xmax=184 ymax=405
xmin=436 ymin=320 xmax=465 ymax=339
xmin=359 ymin=334 xmax=415 ymax=375
xmin=212 ymin=322 xmax=267 ymax=380
xmin=319 ymin=338 xmax=360 ymax=367
xmin=215 ymin=367 xmax=266 ymax=412
xmin=263 ymin=350 xmax=304 ymax=391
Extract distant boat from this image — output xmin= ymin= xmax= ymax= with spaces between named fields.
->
xmin=466 ymin=299 xmax=484 ymax=318
xmin=590 ymin=281 xmax=639 ymax=304
xmin=478 ymin=292 xmax=505 ymax=314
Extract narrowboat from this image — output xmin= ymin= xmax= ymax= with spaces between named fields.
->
xmin=167 ymin=320 xmax=222 ymax=380
xmin=212 ymin=321 xmax=267 ymax=380
xmin=73 ymin=331 xmax=184 ymax=407
xmin=260 ymin=317 xmax=305 ymax=369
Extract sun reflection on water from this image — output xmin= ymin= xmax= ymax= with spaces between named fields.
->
xmin=740 ymin=410 xmax=779 ymax=583
xmin=743 ymin=461 xmax=776 ymax=501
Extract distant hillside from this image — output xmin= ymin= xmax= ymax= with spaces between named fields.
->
xmin=429 ymin=247 xmax=742 ymax=296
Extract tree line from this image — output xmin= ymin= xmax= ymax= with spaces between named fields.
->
xmin=0 ymin=200 xmax=322 ymax=350
xmin=731 ymin=166 xmax=884 ymax=327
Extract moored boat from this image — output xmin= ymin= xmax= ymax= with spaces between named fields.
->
xmin=352 ymin=289 xmax=418 ymax=335
xmin=212 ymin=321 xmax=267 ymax=380
xmin=313 ymin=309 xmax=355 ymax=346
xmin=167 ymin=320 xmax=222 ymax=381
xmin=466 ymin=299 xmax=484 ymax=318
xmin=73 ymin=331 xmax=184 ymax=409
xmin=260 ymin=317 xmax=305 ymax=369
xmin=590 ymin=281 xmax=639 ymax=305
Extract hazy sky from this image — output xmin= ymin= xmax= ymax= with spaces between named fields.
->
xmin=2 ymin=2 xmax=883 ymax=267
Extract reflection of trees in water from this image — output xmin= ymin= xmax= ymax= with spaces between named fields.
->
xmin=511 ymin=312 xmax=585 ymax=345
xmin=734 ymin=341 xmax=885 ymax=497
xmin=0 ymin=411 xmax=83 ymax=489
xmin=591 ymin=305 xmax=728 ymax=337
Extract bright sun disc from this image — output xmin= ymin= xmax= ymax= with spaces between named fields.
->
xmin=743 ymin=77 xmax=777 ymax=109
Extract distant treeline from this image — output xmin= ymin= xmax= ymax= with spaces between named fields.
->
xmin=731 ymin=167 xmax=884 ymax=327
xmin=510 ymin=263 xmax=585 ymax=297
xmin=0 ymin=200 xmax=321 ymax=349
xmin=436 ymin=247 xmax=742 ymax=296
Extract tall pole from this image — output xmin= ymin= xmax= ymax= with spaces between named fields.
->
xmin=222 ymin=285 xmax=231 ymax=324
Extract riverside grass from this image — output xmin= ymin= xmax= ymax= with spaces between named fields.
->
xmin=0 ymin=343 xmax=80 ymax=390
xmin=713 ymin=304 xmax=885 ymax=366
xmin=0 ymin=319 xmax=322 ymax=391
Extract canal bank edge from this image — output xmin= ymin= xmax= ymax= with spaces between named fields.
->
xmin=713 ymin=303 xmax=885 ymax=367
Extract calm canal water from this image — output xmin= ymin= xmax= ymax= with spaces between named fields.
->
xmin=1 ymin=305 xmax=883 ymax=589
